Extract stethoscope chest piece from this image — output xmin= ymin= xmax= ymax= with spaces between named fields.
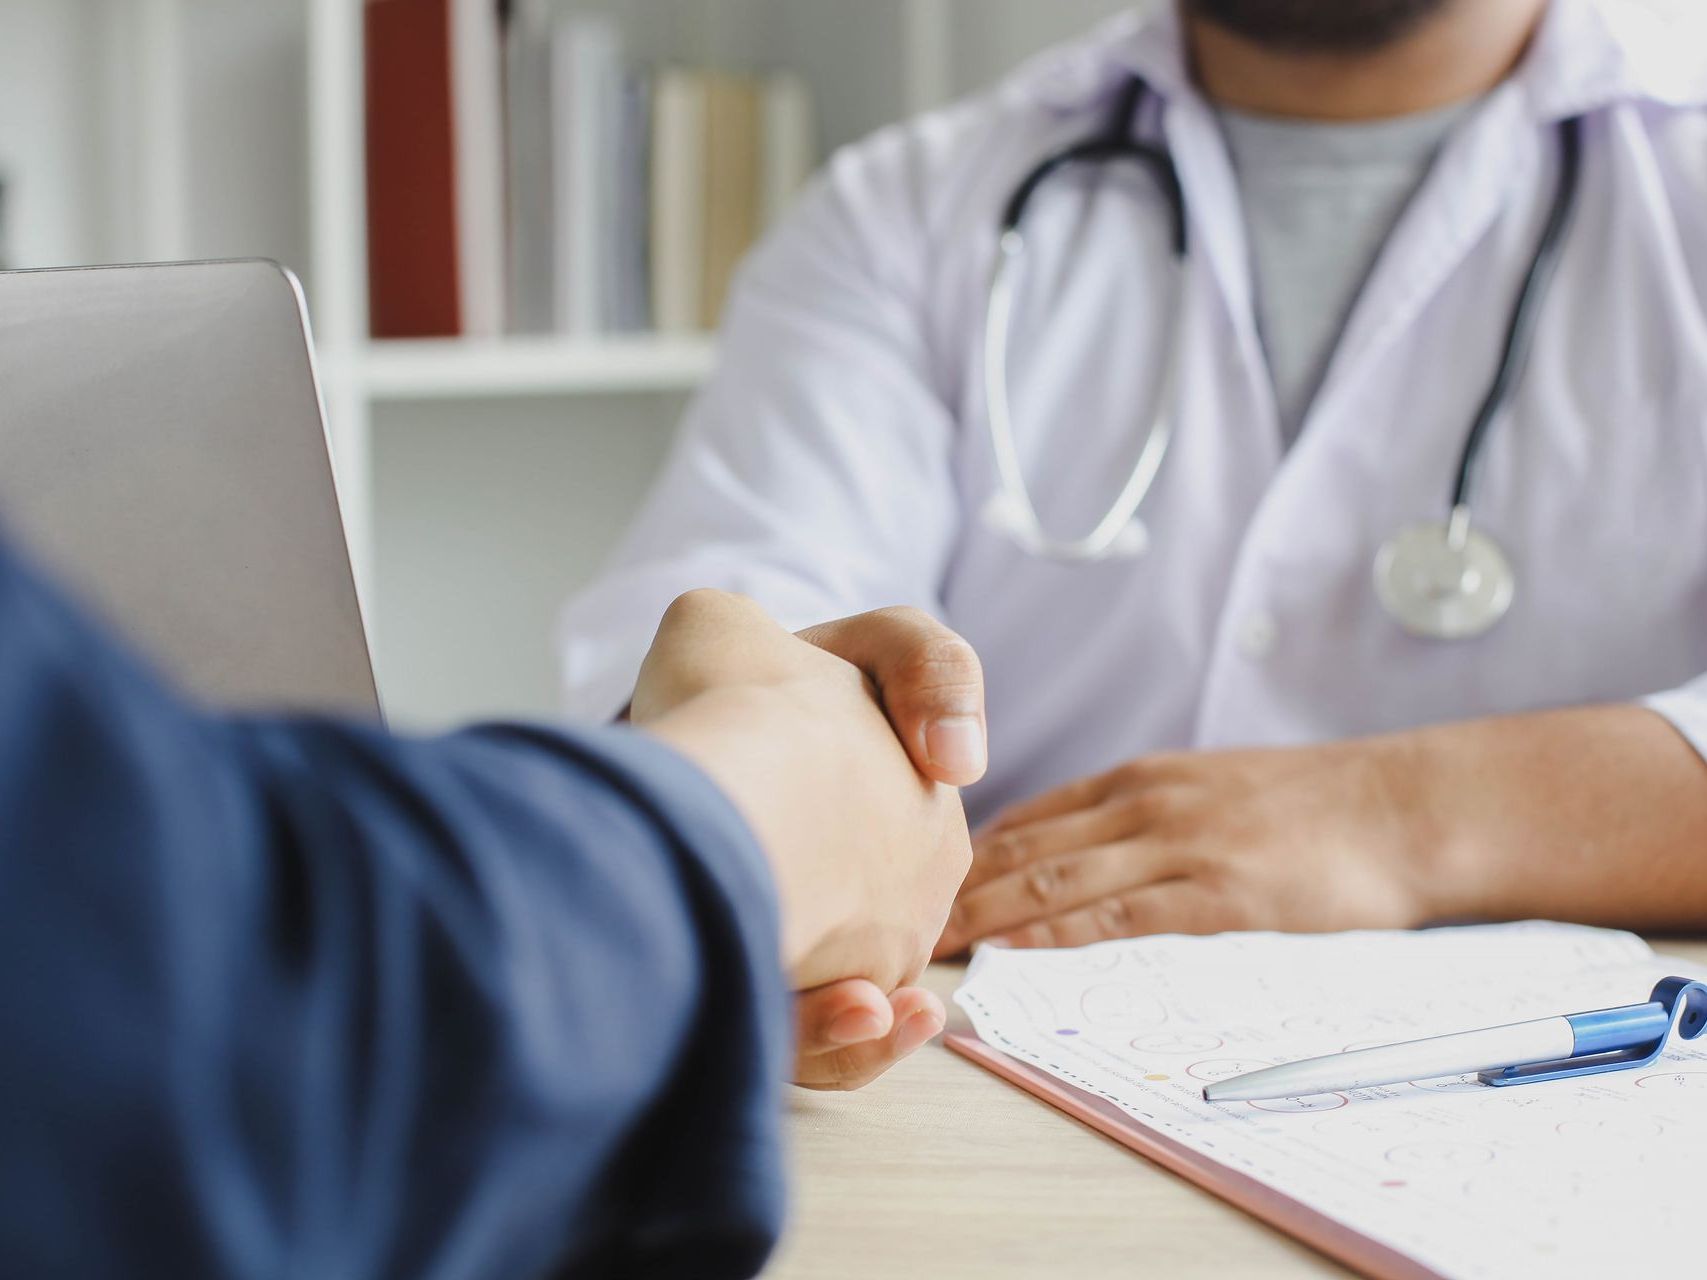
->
xmin=1374 ymin=511 xmax=1515 ymax=640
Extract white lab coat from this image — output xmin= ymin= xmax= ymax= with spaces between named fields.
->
xmin=561 ymin=0 xmax=1707 ymax=823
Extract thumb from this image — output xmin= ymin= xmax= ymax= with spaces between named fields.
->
xmin=798 ymin=607 xmax=987 ymax=787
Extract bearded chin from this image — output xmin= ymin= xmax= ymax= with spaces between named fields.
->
xmin=1181 ymin=0 xmax=1453 ymax=53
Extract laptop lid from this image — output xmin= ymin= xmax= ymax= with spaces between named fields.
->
xmin=0 ymin=260 xmax=380 ymax=718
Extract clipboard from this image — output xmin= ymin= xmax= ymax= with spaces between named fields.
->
xmin=945 ymin=1032 xmax=1442 ymax=1280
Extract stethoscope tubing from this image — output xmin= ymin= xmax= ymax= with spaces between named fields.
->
xmin=983 ymin=77 xmax=1190 ymax=560
xmin=1450 ymin=113 xmax=1584 ymax=515
xmin=985 ymin=73 xmax=1587 ymax=584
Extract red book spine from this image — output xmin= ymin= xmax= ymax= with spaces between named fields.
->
xmin=365 ymin=0 xmax=462 ymax=337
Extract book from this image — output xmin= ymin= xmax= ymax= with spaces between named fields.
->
xmin=448 ymin=0 xmax=507 ymax=337
xmin=650 ymin=68 xmax=708 ymax=334
xmin=504 ymin=0 xmax=556 ymax=334
xmin=699 ymin=73 xmax=762 ymax=330
xmin=607 ymin=69 xmax=655 ymax=333
xmin=365 ymin=0 xmax=506 ymax=338
xmin=551 ymin=16 xmax=622 ymax=335
xmin=500 ymin=39 xmax=819 ymax=337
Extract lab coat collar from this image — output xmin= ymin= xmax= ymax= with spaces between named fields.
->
xmin=1518 ymin=0 xmax=1707 ymax=120
xmin=1026 ymin=0 xmax=1707 ymax=121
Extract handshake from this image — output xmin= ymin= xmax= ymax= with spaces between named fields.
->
xmin=633 ymin=591 xmax=985 ymax=1090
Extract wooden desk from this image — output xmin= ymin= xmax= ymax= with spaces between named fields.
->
xmin=765 ymin=940 xmax=1707 ymax=1280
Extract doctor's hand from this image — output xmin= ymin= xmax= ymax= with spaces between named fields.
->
xmin=935 ymin=739 xmax=1436 ymax=955
xmin=633 ymin=591 xmax=973 ymax=1066
xmin=795 ymin=607 xmax=988 ymax=788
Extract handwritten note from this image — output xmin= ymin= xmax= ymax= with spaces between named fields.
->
xmin=954 ymin=923 xmax=1705 ymax=1278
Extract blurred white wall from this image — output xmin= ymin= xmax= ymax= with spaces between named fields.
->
xmin=0 ymin=0 xmax=112 ymax=268
xmin=950 ymin=0 xmax=1139 ymax=91
xmin=179 ymin=0 xmax=310 ymax=273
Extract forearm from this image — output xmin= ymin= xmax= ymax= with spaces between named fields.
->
xmin=0 ymin=538 xmax=789 ymax=1278
xmin=1399 ymin=705 xmax=1707 ymax=929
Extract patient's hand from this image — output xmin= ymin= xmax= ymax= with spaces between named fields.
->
xmin=794 ymin=607 xmax=987 ymax=788
xmin=636 ymin=597 xmax=988 ymax=1090
xmin=791 ymin=978 xmax=949 ymax=1090
xmin=634 ymin=592 xmax=978 ymax=1021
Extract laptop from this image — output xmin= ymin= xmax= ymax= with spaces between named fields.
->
xmin=0 ymin=260 xmax=380 ymax=718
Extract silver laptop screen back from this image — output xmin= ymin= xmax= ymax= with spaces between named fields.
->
xmin=0 ymin=260 xmax=379 ymax=716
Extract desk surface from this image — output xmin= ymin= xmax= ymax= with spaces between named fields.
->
xmin=764 ymin=938 xmax=1707 ymax=1280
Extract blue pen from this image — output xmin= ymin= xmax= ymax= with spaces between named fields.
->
xmin=1203 ymin=977 xmax=1707 ymax=1103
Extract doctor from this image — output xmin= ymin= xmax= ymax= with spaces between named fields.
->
xmin=563 ymin=0 xmax=1707 ymax=965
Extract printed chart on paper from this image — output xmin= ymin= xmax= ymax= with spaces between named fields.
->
xmin=954 ymin=924 xmax=1707 ymax=1278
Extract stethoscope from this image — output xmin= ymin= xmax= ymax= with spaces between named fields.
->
xmin=981 ymin=75 xmax=1585 ymax=641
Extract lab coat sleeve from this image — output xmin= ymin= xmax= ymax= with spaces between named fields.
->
xmin=0 ymin=535 xmax=788 ymax=1279
xmin=559 ymin=138 xmax=965 ymax=720
xmin=1642 ymin=678 xmax=1707 ymax=763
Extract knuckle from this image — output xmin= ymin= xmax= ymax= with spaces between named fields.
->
xmin=1096 ymin=893 xmax=1136 ymax=939
xmin=946 ymin=899 xmax=982 ymax=947
xmin=986 ymin=832 xmax=1033 ymax=876
xmin=894 ymin=635 xmax=985 ymax=700
xmin=661 ymin=587 xmax=741 ymax=626
xmin=1113 ymin=759 xmax=1154 ymax=790
xmin=1023 ymin=918 xmax=1060 ymax=949
xmin=666 ymin=586 xmax=726 ymax=613
xmin=1023 ymin=861 xmax=1061 ymax=908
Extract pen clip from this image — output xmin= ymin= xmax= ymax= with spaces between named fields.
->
xmin=1479 ymin=977 xmax=1707 ymax=1087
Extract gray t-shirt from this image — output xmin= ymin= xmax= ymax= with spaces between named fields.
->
xmin=1218 ymin=99 xmax=1475 ymax=446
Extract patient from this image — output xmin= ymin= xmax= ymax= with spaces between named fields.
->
xmin=0 ymin=532 xmax=980 ymax=1279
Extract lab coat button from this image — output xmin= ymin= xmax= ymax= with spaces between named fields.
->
xmin=1238 ymin=612 xmax=1278 ymax=661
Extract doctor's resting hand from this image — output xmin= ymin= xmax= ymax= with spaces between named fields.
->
xmin=938 ymin=706 xmax=1707 ymax=957
xmin=631 ymin=594 xmax=986 ymax=1089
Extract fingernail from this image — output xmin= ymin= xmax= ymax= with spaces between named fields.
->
xmin=896 ymin=1010 xmax=945 ymax=1056
xmin=826 ymin=1008 xmax=887 ymax=1046
xmin=926 ymin=717 xmax=987 ymax=777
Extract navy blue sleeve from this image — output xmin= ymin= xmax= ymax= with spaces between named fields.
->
xmin=0 ymin=536 xmax=790 ymax=1280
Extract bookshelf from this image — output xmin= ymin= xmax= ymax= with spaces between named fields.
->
xmin=304 ymin=0 xmax=961 ymax=613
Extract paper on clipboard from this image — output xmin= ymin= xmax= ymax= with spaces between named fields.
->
xmin=951 ymin=923 xmax=1707 ymax=1280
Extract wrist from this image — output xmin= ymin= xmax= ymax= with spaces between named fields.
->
xmin=1364 ymin=730 xmax=1485 ymax=924
xmin=642 ymin=684 xmax=836 ymax=970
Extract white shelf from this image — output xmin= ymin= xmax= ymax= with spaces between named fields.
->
xmin=348 ymin=335 xmax=719 ymax=401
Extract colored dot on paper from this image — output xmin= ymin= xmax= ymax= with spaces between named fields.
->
xmin=1056 ymin=1028 xmax=1080 ymax=1036
xmin=1381 ymin=1180 xmax=1407 ymax=1189
xmin=1145 ymin=1073 xmax=1170 ymax=1082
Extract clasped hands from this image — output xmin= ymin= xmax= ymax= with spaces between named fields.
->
xmin=632 ymin=592 xmax=990 ymax=1090
xmin=633 ymin=592 xmax=1440 ymax=1092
